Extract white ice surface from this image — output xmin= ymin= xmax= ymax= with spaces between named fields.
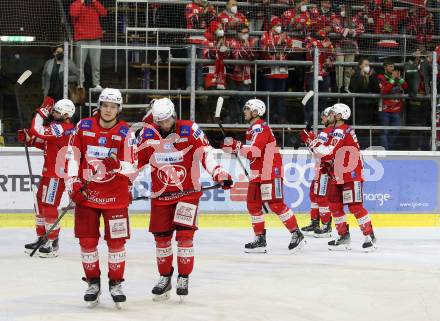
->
xmin=1 ymin=227 xmax=440 ymax=321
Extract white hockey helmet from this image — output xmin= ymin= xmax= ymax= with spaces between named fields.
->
xmin=54 ymin=99 xmax=75 ymax=118
xmin=98 ymin=88 xmax=123 ymax=112
xmin=244 ymin=98 xmax=266 ymax=117
xmin=330 ymin=103 xmax=351 ymax=120
xmin=321 ymin=106 xmax=332 ymax=118
xmin=151 ymin=98 xmax=176 ymax=123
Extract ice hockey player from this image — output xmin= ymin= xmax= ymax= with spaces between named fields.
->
xmin=306 ymin=103 xmax=377 ymax=252
xmin=137 ymin=97 xmax=233 ymax=301
xmin=222 ymin=99 xmax=305 ymax=253
xmin=300 ymin=107 xmax=333 ymax=238
xmin=66 ymin=88 xmax=136 ymax=308
xmin=21 ymin=97 xmax=75 ymax=257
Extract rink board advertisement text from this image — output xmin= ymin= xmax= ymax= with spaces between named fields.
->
xmin=0 ymin=148 xmax=438 ymax=213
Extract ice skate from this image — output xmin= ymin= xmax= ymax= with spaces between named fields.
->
xmin=82 ymin=277 xmax=101 ymax=308
xmin=244 ymin=230 xmax=267 ymax=253
xmin=328 ymin=227 xmax=351 ymax=251
xmin=314 ymin=218 xmax=332 ymax=238
xmin=152 ymin=268 xmax=173 ymax=302
xmin=109 ymin=279 xmax=126 ymax=309
xmin=288 ymin=228 xmax=306 ymax=253
xmin=362 ymin=232 xmax=377 ymax=253
xmin=176 ymin=275 xmax=189 ymax=303
xmin=24 ymin=236 xmax=44 ymax=255
xmin=301 ymin=219 xmax=319 ymax=237
xmin=38 ymin=238 xmax=59 ymax=258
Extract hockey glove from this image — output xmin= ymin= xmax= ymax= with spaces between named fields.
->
xmin=69 ymin=181 xmax=88 ymax=205
xmin=18 ymin=129 xmax=30 ymax=144
xmin=212 ymin=166 xmax=234 ymax=190
xmin=299 ymin=129 xmax=316 ymax=145
xmin=102 ymin=156 xmax=121 ymax=173
xmin=36 ymin=96 xmax=55 ymax=119
xmin=221 ymin=137 xmax=242 ymax=154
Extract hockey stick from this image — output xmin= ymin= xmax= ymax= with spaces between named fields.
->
xmin=14 ymin=70 xmax=40 ymax=217
xmin=29 ymin=172 xmax=97 ymax=257
xmin=133 ymin=183 xmax=221 ymax=201
xmin=214 ymin=97 xmax=269 ymax=214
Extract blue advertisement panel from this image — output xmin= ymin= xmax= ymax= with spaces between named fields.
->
xmin=130 ymin=155 xmax=438 ymax=213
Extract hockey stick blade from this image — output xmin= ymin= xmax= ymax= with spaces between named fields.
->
xmin=17 ymin=70 xmax=32 ymax=85
xmin=215 ymin=97 xmax=224 ymax=118
xmin=301 ymin=90 xmax=314 ymax=106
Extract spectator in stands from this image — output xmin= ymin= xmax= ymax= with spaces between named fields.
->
xmin=226 ymin=24 xmax=257 ymax=123
xmin=185 ymin=0 xmax=216 ymax=90
xmin=201 ymin=21 xmax=229 ymax=122
xmin=332 ymin=4 xmax=365 ymax=92
xmin=69 ymin=0 xmax=107 ymax=90
xmin=405 ymin=5 xmax=434 ymax=51
xmin=42 ymin=45 xmax=79 ymax=102
xmin=371 ymin=0 xmax=406 ymax=60
xmin=260 ymin=16 xmax=302 ymax=123
xmin=309 ymin=0 xmax=334 ymax=37
xmin=404 ymin=49 xmax=431 ymax=150
xmin=247 ymin=0 xmax=270 ymax=31
xmin=349 ymin=57 xmax=380 ymax=126
xmin=282 ymin=1 xmax=312 ymax=36
xmin=218 ymin=0 xmax=249 ymax=31
xmin=377 ymin=60 xmax=408 ymax=150
xmin=303 ymin=34 xmax=334 ymax=125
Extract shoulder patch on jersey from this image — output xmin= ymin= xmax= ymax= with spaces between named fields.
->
xmin=345 ymin=127 xmax=353 ymax=134
xmin=143 ymin=128 xmax=155 ymax=139
xmin=179 ymin=125 xmax=191 ymax=137
xmin=332 ymin=128 xmax=345 ymax=139
xmin=64 ymin=128 xmax=74 ymax=136
xmin=119 ymin=126 xmax=129 ymax=137
xmin=50 ymin=124 xmax=64 ymax=137
xmin=80 ymin=119 xmax=92 ymax=130
xmin=192 ymin=123 xmax=203 ymax=139
xmin=250 ymin=123 xmax=263 ymax=134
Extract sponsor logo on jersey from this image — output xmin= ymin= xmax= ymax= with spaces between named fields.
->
xmin=193 ymin=128 xmax=202 ymax=139
xmin=86 ymin=145 xmax=111 ymax=159
xmin=175 ymin=138 xmax=188 ymax=143
xmin=164 ymin=143 xmax=173 ymax=150
xmin=51 ymin=124 xmax=63 ymax=137
xmin=154 ymin=152 xmax=183 ymax=164
xmin=180 ymin=126 xmax=190 ymax=137
xmin=111 ymin=135 xmax=122 ymax=141
xmin=332 ymin=131 xmax=345 ymax=139
xmin=80 ymin=119 xmax=92 ymax=130
xmin=83 ymin=131 xmax=95 ymax=137
xmin=157 ymin=164 xmax=187 ymax=187
xmin=98 ymin=137 xmax=107 ymax=146
xmin=119 ymin=126 xmax=129 ymax=137
xmin=64 ymin=128 xmax=74 ymax=136
xmin=45 ymin=178 xmax=59 ymax=205
xmin=318 ymin=133 xmax=328 ymax=142
xmin=274 ymin=167 xmax=280 ymax=176
xmin=143 ymin=128 xmax=155 ymax=139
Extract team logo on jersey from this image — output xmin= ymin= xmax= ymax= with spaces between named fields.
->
xmin=143 ymin=128 xmax=155 ymax=139
xmin=180 ymin=126 xmax=190 ymax=137
xmin=80 ymin=119 xmax=92 ymax=130
xmin=119 ymin=126 xmax=129 ymax=137
xmin=157 ymin=164 xmax=187 ymax=187
xmin=98 ymin=137 xmax=107 ymax=146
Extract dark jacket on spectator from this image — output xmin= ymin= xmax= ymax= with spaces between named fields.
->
xmin=349 ymin=70 xmax=380 ymax=124
xmin=404 ymin=58 xmax=431 ymax=97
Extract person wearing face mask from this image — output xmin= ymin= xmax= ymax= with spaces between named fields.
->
xmin=332 ymin=4 xmax=365 ymax=93
xmin=260 ymin=16 xmax=303 ymax=123
xmin=42 ymin=45 xmax=79 ymax=102
xmin=310 ymin=0 xmax=335 ymax=37
xmin=218 ymin=0 xmax=248 ymax=31
xmin=282 ymin=1 xmax=312 ymax=35
xmin=185 ymin=0 xmax=217 ymax=90
xmin=349 ymin=58 xmax=380 ymax=139
xmin=226 ymin=24 xmax=258 ymax=123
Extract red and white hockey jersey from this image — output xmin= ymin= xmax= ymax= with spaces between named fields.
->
xmin=28 ymin=114 xmax=75 ymax=178
xmin=137 ymin=120 xmax=222 ymax=205
xmin=185 ymin=2 xmax=216 ymax=44
xmin=66 ymin=116 xmax=136 ymax=209
xmin=238 ymin=119 xmax=283 ymax=183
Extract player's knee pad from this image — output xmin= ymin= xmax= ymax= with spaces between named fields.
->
xmin=175 ymin=229 xmax=195 ymax=247
xmin=79 ymin=237 xmax=99 ymax=250
xmin=329 ymin=202 xmax=344 ymax=215
xmin=106 ymin=238 xmax=126 ymax=251
xmin=154 ymin=232 xmax=173 ymax=246
xmin=247 ymin=199 xmax=262 ymax=215
xmin=40 ymin=204 xmax=58 ymax=219
xmin=268 ymin=200 xmax=287 ymax=215
xmin=348 ymin=203 xmax=367 ymax=218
